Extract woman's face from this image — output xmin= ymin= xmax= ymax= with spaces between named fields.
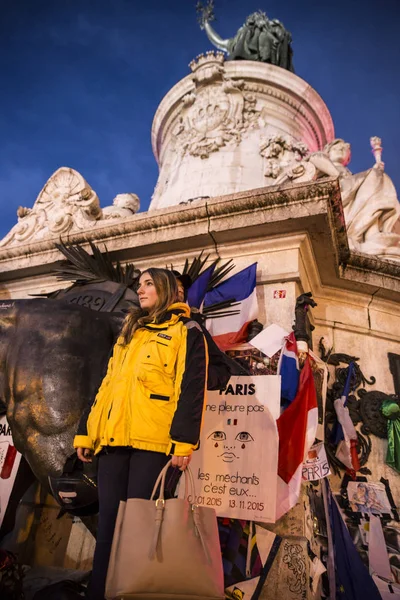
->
xmin=357 ymin=485 xmax=366 ymax=499
xmin=329 ymin=142 xmax=351 ymax=166
xmin=137 ymin=272 xmax=159 ymax=312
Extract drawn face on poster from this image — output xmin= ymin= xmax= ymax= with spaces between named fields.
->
xmin=187 ymin=376 xmax=280 ymax=524
xmin=348 ymin=482 xmax=392 ymax=516
xmin=207 ymin=428 xmax=254 ymax=463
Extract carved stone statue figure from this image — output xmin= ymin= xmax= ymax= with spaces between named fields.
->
xmin=308 ymin=138 xmax=400 ymax=259
xmin=102 ymin=193 xmax=140 ymax=219
xmin=197 ymin=2 xmax=294 ymax=71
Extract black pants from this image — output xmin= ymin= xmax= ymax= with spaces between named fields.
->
xmin=88 ymin=448 xmax=175 ymax=600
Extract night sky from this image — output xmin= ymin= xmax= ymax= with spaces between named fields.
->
xmin=1 ymin=0 xmax=399 ymax=240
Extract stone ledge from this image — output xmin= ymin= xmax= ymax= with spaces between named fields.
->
xmin=0 ymin=178 xmax=398 ymax=305
xmin=345 ymin=251 xmax=400 ymax=279
xmin=0 ymin=178 xmax=341 ymax=268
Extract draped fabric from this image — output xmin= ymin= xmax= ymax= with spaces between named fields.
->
xmin=340 ymin=168 xmax=400 ymax=247
xmin=382 ymin=399 xmax=400 ymax=473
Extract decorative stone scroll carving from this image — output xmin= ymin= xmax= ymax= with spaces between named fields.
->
xmin=0 ymin=168 xmax=141 ymax=248
xmin=0 ymin=168 xmax=102 ymax=248
xmin=259 ymin=134 xmax=309 ymax=181
xmin=173 ymin=52 xmax=260 ymax=159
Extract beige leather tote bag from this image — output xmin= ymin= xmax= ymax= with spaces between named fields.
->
xmin=105 ymin=459 xmax=224 ymax=600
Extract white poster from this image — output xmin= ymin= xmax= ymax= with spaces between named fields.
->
xmin=0 ymin=416 xmax=22 ymax=528
xmin=302 ymin=442 xmax=331 ymax=482
xmin=188 ymin=376 xmax=280 ymax=523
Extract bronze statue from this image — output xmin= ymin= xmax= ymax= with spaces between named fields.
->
xmin=196 ymin=1 xmax=294 ymax=71
xmin=0 ymin=299 xmax=121 ymax=487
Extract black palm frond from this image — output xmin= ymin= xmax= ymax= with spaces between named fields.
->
xmin=182 ymin=250 xmax=210 ymax=281
xmin=207 ymin=259 xmax=235 ymax=290
xmin=202 ymin=299 xmax=241 ymax=319
xmin=54 ymin=242 xmax=140 ymax=287
xmin=170 ymin=252 xmax=235 ymax=291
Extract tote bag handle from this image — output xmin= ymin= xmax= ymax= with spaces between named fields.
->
xmin=150 ymin=459 xmax=196 ymax=503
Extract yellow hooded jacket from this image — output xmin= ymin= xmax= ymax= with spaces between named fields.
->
xmin=73 ymin=303 xmax=208 ymax=457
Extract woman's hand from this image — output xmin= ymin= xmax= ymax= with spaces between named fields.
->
xmin=77 ymin=447 xmax=93 ymax=463
xmin=171 ymin=454 xmax=192 ymax=471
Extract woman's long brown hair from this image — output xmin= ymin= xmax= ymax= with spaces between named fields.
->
xmin=119 ymin=268 xmax=178 ymax=345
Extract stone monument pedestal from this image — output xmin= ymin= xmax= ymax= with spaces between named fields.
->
xmin=150 ymin=54 xmax=334 ymax=210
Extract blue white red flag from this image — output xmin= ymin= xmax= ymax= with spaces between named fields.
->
xmin=277 ymin=332 xmax=300 ymax=409
xmin=276 ymin=355 xmax=318 ymax=520
xmin=187 ymin=264 xmax=216 ymax=309
xmin=204 ymin=263 xmax=258 ymax=351
xmin=333 ymin=363 xmax=360 ymax=473
xmin=324 ymin=479 xmax=381 ymax=599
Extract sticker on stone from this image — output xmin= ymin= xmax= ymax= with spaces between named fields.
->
xmin=273 ymin=290 xmax=286 ymax=299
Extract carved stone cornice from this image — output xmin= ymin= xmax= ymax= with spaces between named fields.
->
xmin=0 ymin=202 xmax=210 ymax=272
xmin=0 ymin=178 xmax=339 ymax=260
xmin=344 ymin=251 xmax=400 ymax=279
xmin=0 ymin=178 xmax=399 ymax=304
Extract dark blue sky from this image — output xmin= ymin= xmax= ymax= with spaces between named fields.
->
xmin=1 ymin=0 xmax=399 ymax=240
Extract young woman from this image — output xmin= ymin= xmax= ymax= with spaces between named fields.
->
xmin=74 ymin=268 xmax=208 ymax=600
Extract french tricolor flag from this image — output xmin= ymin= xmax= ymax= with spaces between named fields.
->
xmin=333 ymin=362 xmax=360 ymax=475
xmin=204 ymin=263 xmax=258 ymax=351
xmin=278 ymin=332 xmax=300 ymax=409
xmin=276 ymin=339 xmax=318 ymax=520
